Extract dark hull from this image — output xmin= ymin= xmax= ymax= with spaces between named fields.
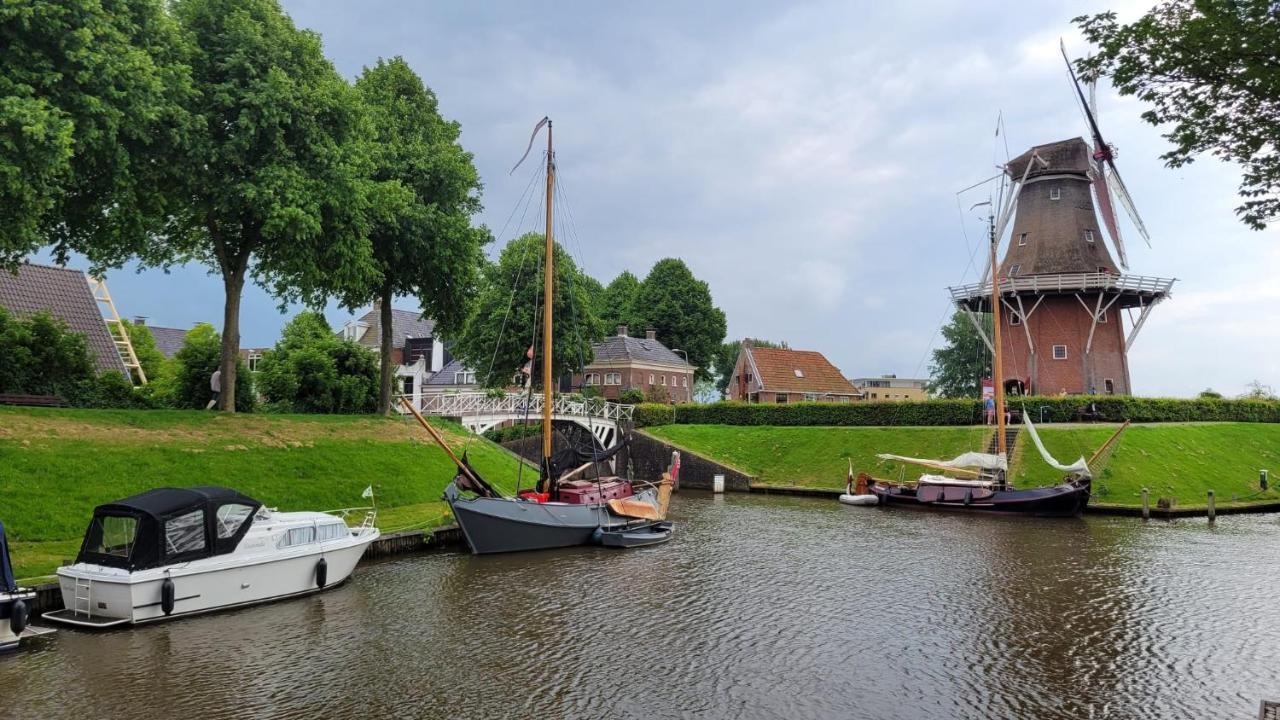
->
xmin=870 ymin=480 xmax=1090 ymax=518
xmin=598 ymin=521 xmax=673 ymax=548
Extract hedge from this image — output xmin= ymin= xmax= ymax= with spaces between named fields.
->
xmin=631 ymin=397 xmax=1280 ymax=427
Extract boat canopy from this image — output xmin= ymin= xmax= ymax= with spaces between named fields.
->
xmin=75 ymin=487 xmax=262 ymax=571
xmin=876 ymin=451 xmax=1008 ymax=472
xmin=917 ymin=475 xmax=994 ymax=488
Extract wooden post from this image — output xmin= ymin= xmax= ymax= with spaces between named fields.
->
xmin=1207 ymin=489 xmax=1216 ymax=524
xmin=1141 ymin=487 xmax=1150 ymax=520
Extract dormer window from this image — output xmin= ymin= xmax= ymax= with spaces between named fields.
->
xmin=794 ymin=369 xmax=805 ymax=378
xmin=1018 ymin=232 xmax=1028 ymax=246
xmin=1084 ymin=230 xmax=1095 ymax=243
xmin=1049 ymin=187 xmax=1061 ymax=200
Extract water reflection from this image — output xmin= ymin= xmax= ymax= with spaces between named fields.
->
xmin=2 ymin=494 xmax=1278 ymax=719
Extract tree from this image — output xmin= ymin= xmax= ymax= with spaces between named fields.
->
xmin=119 ymin=320 xmax=167 ymax=384
xmin=0 ymin=0 xmax=195 ymax=269
xmin=1075 ymin=3 xmax=1280 ymax=229
xmin=168 ymin=0 xmax=379 ymax=412
xmin=1240 ymin=380 xmax=1277 ymax=401
xmin=633 ymin=259 xmax=726 ymax=381
xmin=0 ymin=308 xmax=94 ymax=395
xmin=1197 ymin=388 xmax=1223 ymax=399
xmin=713 ymin=338 xmax=782 ymax=397
xmin=171 ymin=323 xmax=254 ymax=410
xmin=256 ymin=311 xmax=379 ymax=413
xmin=452 ymin=233 xmax=602 ymax=388
xmin=927 ymin=311 xmax=990 ymax=398
xmin=351 ymin=57 xmax=489 ymax=415
xmin=598 ymin=271 xmax=643 ymax=333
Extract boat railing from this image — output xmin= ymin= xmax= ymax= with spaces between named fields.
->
xmin=322 ymin=506 xmax=378 ymax=535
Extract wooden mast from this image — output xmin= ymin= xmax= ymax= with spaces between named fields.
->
xmin=990 ymin=212 xmax=1007 ymax=480
xmin=540 ymin=120 xmax=556 ymax=493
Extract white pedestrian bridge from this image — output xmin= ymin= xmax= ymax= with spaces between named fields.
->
xmin=398 ymin=392 xmax=634 ymax=446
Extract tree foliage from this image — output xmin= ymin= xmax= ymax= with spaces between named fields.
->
xmin=453 ymin=233 xmax=602 ymax=388
xmin=172 ymin=323 xmax=254 ymax=411
xmin=168 ymin=0 xmax=380 ymax=411
xmin=256 ymin=311 xmax=379 ymax=413
xmin=0 ymin=0 xmax=195 ymax=269
xmin=0 ymin=308 xmax=95 ymax=396
xmin=119 ymin=320 xmax=168 ymax=384
xmin=351 ymin=57 xmax=488 ymax=414
xmin=927 ymin=311 xmax=990 ymax=398
xmin=713 ymin=338 xmax=783 ymax=396
xmin=598 ymin=271 xmax=643 ymax=333
xmin=1075 ymin=2 xmax=1280 ymax=229
xmin=633 ymin=259 xmax=726 ymax=381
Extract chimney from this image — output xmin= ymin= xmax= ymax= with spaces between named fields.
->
xmin=132 ymin=316 xmax=147 ymax=326
xmin=616 ymin=324 xmax=628 ymax=337
xmin=645 ymin=328 xmax=657 ymax=341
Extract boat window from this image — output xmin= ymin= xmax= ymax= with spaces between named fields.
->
xmin=87 ymin=515 xmax=138 ymax=558
xmin=216 ymin=503 xmax=255 ymax=539
xmin=317 ymin=523 xmax=349 ymax=542
xmin=278 ymin=526 xmax=316 ymax=549
xmin=165 ymin=510 xmax=207 ymax=556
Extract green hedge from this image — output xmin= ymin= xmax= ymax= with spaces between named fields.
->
xmin=632 ymin=397 xmax=1280 ymax=427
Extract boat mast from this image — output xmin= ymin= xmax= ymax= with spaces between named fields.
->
xmin=989 ymin=212 xmax=1007 ymax=476
xmin=540 ymin=120 xmax=555 ymax=493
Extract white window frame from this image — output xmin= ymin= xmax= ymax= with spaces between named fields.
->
xmin=1009 ymin=311 xmax=1021 ymax=326
xmin=584 ymin=372 xmax=599 ymax=386
xmin=1049 ymin=187 xmax=1061 ymax=200
xmin=1104 ymin=378 xmax=1115 ymax=395
xmin=1084 ymin=230 xmax=1095 ymax=243
xmin=682 ymin=377 xmax=688 ymax=388
xmin=604 ymin=372 xmax=621 ymax=386
xmin=649 ymin=373 xmax=655 ymax=384
xmin=1098 ymin=309 xmax=1107 ymax=324
xmin=661 ymin=375 xmax=667 ymax=386
xmin=1018 ymin=232 xmax=1028 ymax=246
xmin=455 ymin=371 xmax=476 ymax=385
xmin=1009 ymin=264 xmax=1021 ymax=277
xmin=1052 ymin=345 xmax=1068 ymax=360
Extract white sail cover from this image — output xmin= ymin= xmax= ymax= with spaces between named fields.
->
xmin=876 ymin=451 xmax=1007 ymax=471
xmin=1022 ymin=415 xmax=1091 ymax=476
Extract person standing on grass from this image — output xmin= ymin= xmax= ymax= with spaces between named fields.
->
xmin=984 ymin=395 xmax=995 ymax=425
xmin=206 ymin=368 xmax=222 ymax=410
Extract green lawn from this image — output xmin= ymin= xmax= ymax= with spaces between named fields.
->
xmin=644 ymin=424 xmax=987 ymax=488
xmin=0 ymin=407 xmax=532 ymax=580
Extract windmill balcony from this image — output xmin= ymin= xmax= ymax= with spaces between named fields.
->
xmin=949 ymin=272 xmax=1176 ymax=312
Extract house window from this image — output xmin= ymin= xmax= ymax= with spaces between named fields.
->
xmin=661 ymin=375 xmax=667 ymax=386
xmin=1009 ymin=264 xmax=1021 ymax=277
xmin=247 ymin=351 xmax=262 ymax=372
xmin=1098 ymin=266 xmax=1110 ymax=274
xmin=870 ymin=393 xmax=877 ymax=399
xmin=1052 ymin=345 xmax=1068 ymax=360
xmin=1018 ymin=232 xmax=1028 ymax=246
xmin=682 ymin=377 xmax=688 ymax=388
xmin=804 ymin=393 xmax=818 ymax=402
xmin=745 ymin=373 xmax=753 ymax=383
xmin=402 ymin=376 xmax=415 ymax=396
xmin=605 ymin=372 xmax=621 ymax=386
xmin=455 ymin=371 xmax=476 ymax=385
xmin=1104 ymin=378 xmax=1115 ymax=395
xmin=1009 ymin=310 xmax=1021 ymax=326
xmin=1084 ymin=230 xmax=1095 ymax=243
xmin=584 ymin=373 xmax=599 ymax=386
xmin=775 ymin=394 xmax=788 ymax=404
xmin=1050 ymin=187 xmax=1061 ymax=200
xmin=649 ymin=373 xmax=655 ymax=384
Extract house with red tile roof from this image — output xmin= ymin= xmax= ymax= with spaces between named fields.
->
xmin=726 ymin=342 xmax=861 ymax=403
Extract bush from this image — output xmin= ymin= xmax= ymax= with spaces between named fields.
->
xmin=0 ymin=308 xmax=95 ymax=397
xmin=620 ymin=388 xmax=644 ymax=405
xmin=172 ymin=323 xmax=255 ymax=411
xmin=65 ymin=371 xmax=159 ymax=409
xmin=255 ymin=312 xmax=376 ymax=414
xmin=633 ymin=402 xmax=675 ymax=427
xmin=483 ymin=422 xmax=542 ymax=444
xmin=639 ymin=396 xmax=1280 ymax=427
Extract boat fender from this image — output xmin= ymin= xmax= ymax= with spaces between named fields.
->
xmin=9 ymin=598 xmax=28 ymax=636
xmin=591 ymin=527 xmax=604 ymax=545
xmin=315 ymin=558 xmax=328 ymax=589
xmin=161 ymin=578 xmax=176 ymax=616
xmin=964 ymin=489 xmax=973 ymax=506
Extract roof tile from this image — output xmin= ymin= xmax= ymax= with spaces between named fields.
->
xmin=0 ymin=263 xmax=127 ymax=376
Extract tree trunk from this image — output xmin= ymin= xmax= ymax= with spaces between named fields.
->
xmin=377 ymin=288 xmax=394 ymax=415
xmin=219 ymin=256 xmax=248 ymax=413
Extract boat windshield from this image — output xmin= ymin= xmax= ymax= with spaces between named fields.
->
xmin=86 ymin=515 xmax=138 ymax=559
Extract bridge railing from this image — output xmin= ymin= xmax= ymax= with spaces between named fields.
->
xmin=400 ymin=392 xmax=634 ymax=424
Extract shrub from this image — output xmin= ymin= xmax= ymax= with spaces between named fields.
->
xmin=0 ymin=308 xmax=95 ymax=397
xmin=483 ymin=422 xmax=543 ymax=444
xmin=255 ymin=311 xmax=377 ymax=414
xmin=65 ymin=371 xmax=158 ymax=409
xmin=633 ymin=402 xmax=675 ymax=427
xmin=172 ymin=323 xmax=255 ymax=411
xmin=620 ymin=388 xmax=644 ymax=405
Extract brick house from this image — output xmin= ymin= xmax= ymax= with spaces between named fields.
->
xmin=727 ymin=343 xmax=860 ymax=403
xmin=340 ymin=303 xmax=449 ymax=401
xmin=572 ymin=325 xmax=693 ymax=403
xmin=0 ymin=262 xmax=128 ymax=378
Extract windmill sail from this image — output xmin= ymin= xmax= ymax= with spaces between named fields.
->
xmin=1092 ymin=166 xmax=1130 ymax=268
xmin=1021 ymin=415 xmax=1090 ymax=476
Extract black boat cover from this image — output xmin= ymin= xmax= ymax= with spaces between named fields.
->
xmin=0 ymin=519 xmax=17 ymax=593
xmin=76 ymin=486 xmax=262 ymax=571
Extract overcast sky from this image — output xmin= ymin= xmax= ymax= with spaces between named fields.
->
xmin=48 ymin=0 xmax=1279 ymax=397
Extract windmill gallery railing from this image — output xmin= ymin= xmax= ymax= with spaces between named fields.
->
xmin=948 ymin=272 xmax=1176 ymax=304
xmin=397 ymin=392 xmax=634 ymax=446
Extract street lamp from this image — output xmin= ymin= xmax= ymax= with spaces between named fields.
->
xmin=671 ymin=348 xmax=691 ymax=401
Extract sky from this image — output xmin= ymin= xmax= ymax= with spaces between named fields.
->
xmin=41 ymin=0 xmax=1279 ymax=397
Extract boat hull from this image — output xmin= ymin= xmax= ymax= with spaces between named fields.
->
xmin=45 ymin=530 xmax=377 ymax=627
xmin=445 ymin=482 xmax=659 ymax=554
xmin=870 ymin=480 xmax=1090 ymax=518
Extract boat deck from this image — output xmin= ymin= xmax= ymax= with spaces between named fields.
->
xmin=41 ymin=609 xmax=131 ymax=628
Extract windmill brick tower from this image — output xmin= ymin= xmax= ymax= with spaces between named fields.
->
xmin=949 ymin=49 xmax=1176 ymax=397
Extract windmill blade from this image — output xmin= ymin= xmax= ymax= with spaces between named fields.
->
xmin=1092 ymin=166 xmax=1130 ymax=269
xmin=1104 ymin=160 xmax=1153 ymax=248
xmin=1061 ymin=40 xmax=1109 ymax=160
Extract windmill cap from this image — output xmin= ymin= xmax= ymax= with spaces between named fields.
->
xmin=1006 ymin=137 xmax=1092 ymax=179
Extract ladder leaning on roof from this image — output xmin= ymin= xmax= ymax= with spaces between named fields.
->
xmin=87 ymin=276 xmax=146 ymax=385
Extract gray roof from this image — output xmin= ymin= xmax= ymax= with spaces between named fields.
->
xmin=426 ymin=358 xmax=478 ymax=386
xmin=146 ymin=325 xmax=188 ymax=359
xmin=0 ymin=262 xmax=128 ymax=376
xmin=353 ymin=307 xmax=435 ymax=349
xmin=589 ymin=334 xmax=688 ymax=367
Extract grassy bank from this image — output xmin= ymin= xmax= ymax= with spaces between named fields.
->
xmin=0 ymin=407 xmax=533 ymax=580
xmin=645 ymin=422 xmax=1280 ymax=509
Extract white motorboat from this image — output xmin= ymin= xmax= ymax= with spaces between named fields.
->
xmin=1 ymin=519 xmax=38 ymax=650
xmin=43 ymin=486 xmax=379 ymax=628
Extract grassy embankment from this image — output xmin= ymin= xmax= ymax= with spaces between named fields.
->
xmin=645 ymin=422 xmax=1280 ymax=509
xmin=0 ymin=407 xmax=533 ymax=580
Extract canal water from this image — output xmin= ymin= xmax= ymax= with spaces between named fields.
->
xmin=3 ymin=492 xmax=1278 ymax=719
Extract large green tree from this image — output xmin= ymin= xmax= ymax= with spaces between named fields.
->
xmin=597 ymin=270 xmax=643 ymax=333
xmin=1075 ymin=2 xmax=1280 ymax=229
xmin=0 ymin=0 xmax=195 ymax=269
xmin=351 ymin=57 xmax=489 ymax=415
xmin=633 ymin=258 xmax=726 ymax=381
xmin=927 ymin=311 xmax=990 ymax=398
xmin=256 ymin=311 xmax=379 ymax=413
xmin=168 ymin=0 xmax=379 ymax=412
xmin=453 ymin=233 xmax=602 ymax=388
